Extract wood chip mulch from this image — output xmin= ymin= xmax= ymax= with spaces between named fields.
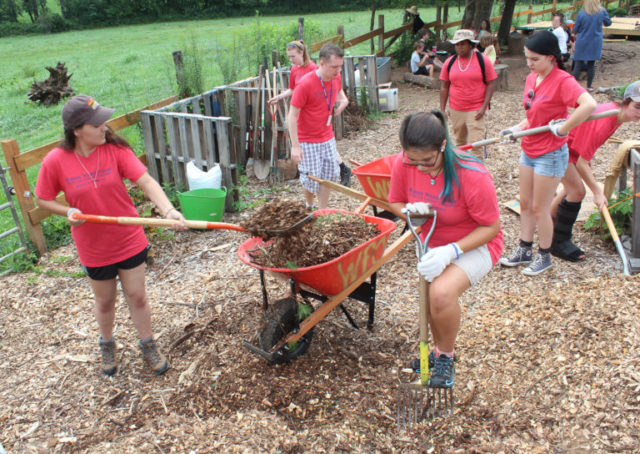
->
xmin=1 ymin=41 xmax=640 ymax=453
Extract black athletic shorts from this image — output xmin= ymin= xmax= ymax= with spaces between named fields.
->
xmin=83 ymin=244 xmax=150 ymax=281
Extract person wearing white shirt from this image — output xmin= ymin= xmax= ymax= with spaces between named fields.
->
xmin=551 ymin=13 xmax=570 ymax=62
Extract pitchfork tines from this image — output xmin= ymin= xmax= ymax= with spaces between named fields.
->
xmin=397 ymin=382 xmax=454 ymax=429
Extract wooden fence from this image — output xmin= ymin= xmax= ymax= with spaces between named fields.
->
xmin=1 ymin=96 xmax=177 ymax=255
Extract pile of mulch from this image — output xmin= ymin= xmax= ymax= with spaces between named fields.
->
xmin=249 ymin=212 xmax=380 ymax=269
xmin=240 ymin=199 xmax=312 ymax=240
xmin=343 ymin=99 xmax=372 ymax=136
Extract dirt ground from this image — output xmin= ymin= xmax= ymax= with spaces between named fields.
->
xmin=2 ymin=41 xmax=640 ymax=453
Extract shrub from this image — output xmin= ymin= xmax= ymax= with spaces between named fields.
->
xmin=584 ymin=187 xmax=634 ymax=240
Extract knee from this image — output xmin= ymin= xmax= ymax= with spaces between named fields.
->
xmin=125 ymin=290 xmax=148 ymax=309
xmin=531 ymin=202 xmax=550 ymax=218
xmin=519 ymin=198 xmax=532 ymax=213
xmin=94 ymin=297 xmax=116 ymax=314
xmin=429 ymin=284 xmax=456 ymax=316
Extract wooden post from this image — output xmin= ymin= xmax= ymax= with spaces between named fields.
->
xmin=370 ymin=5 xmax=377 ymax=54
xmin=443 ymin=4 xmax=449 ymax=40
xmin=298 ymin=17 xmax=304 ymax=41
xmin=337 ymin=25 xmax=345 ymax=46
xmin=271 ymin=50 xmax=279 ymax=68
xmin=378 ymin=15 xmax=384 ymax=56
xmin=1 ymin=139 xmax=47 ymax=255
xmin=553 ymin=0 xmax=557 ymax=11
xmin=527 ymin=0 xmax=533 ymax=24
xmin=172 ymin=50 xmax=186 ymax=98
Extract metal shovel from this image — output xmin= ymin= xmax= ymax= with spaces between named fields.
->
xmin=397 ymin=209 xmax=454 ymax=430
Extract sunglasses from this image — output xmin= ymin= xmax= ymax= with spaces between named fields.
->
xmin=402 ymin=150 xmax=441 ymax=167
xmin=525 ymin=89 xmax=535 ymax=110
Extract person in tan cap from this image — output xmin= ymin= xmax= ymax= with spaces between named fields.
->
xmin=439 ymin=29 xmax=498 ymax=158
xmin=35 ymin=95 xmax=187 ymax=377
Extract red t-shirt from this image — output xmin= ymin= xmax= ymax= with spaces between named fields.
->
xmin=440 ymin=51 xmax=497 ymax=111
xmin=289 ymin=62 xmax=318 ymax=90
xmin=568 ymin=102 xmax=620 ymax=164
xmin=521 ymin=66 xmax=586 ymax=158
xmin=388 ymin=152 xmax=503 ymax=265
xmin=291 ymin=71 xmax=342 ymax=143
xmin=35 ymin=143 xmax=148 ymax=267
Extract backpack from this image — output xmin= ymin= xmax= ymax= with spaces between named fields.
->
xmin=446 ymin=50 xmax=487 ymax=85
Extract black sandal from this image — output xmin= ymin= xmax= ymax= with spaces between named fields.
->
xmin=550 ymin=240 xmax=585 ymax=262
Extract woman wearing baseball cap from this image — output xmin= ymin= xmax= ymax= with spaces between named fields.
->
xmin=35 ymin=95 xmax=187 ymax=377
xmin=550 ymin=80 xmax=640 ymax=262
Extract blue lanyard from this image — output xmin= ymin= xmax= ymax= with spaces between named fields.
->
xmin=317 ymin=72 xmax=333 ymax=112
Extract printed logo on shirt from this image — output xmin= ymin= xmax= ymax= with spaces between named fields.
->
xmin=65 ymin=168 xmax=113 ymax=189
xmin=408 ymin=187 xmax=456 ymax=208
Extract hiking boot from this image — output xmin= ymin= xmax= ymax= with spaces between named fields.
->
xmin=98 ymin=337 xmax=117 ymax=376
xmin=499 ymin=246 xmax=532 ymax=267
xmin=429 ymin=353 xmax=455 ymax=388
xmin=138 ymin=337 xmax=169 ymax=375
xmin=339 ymin=162 xmax=352 ymax=187
xmin=522 ymin=252 xmax=552 ymax=276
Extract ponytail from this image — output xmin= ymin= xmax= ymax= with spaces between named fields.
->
xmin=286 ymin=40 xmax=310 ymax=66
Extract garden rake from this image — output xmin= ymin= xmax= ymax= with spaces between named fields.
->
xmin=397 ymin=209 xmax=454 ymax=430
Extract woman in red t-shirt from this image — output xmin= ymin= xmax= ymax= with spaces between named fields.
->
xmin=268 ymin=40 xmax=352 ymax=187
xmin=388 ymin=110 xmax=502 ymax=388
xmin=550 ymin=81 xmax=640 ymax=261
xmin=499 ymin=31 xmax=596 ymax=276
xmin=35 ymin=95 xmax=186 ymax=377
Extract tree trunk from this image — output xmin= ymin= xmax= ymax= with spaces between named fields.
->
xmin=59 ymin=0 xmax=66 ymax=18
xmin=463 ymin=0 xmax=494 ymax=31
xmin=462 ymin=0 xmax=475 ymax=29
xmin=498 ymin=0 xmax=517 ymax=45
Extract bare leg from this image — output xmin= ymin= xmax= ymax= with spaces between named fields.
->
xmin=519 ymin=164 xmax=536 ymax=242
xmin=532 ymin=173 xmax=562 ymax=249
xmin=118 ymin=262 xmax=153 ymax=340
xmin=303 ymin=187 xmax=315 ymax=207
xmin=427 ymin=264 xmax=470 ymax=353
xmin=89 ymin=278 xmax=118 ymax=340
xmin=317 ymin=184 xmax=331 ymax=209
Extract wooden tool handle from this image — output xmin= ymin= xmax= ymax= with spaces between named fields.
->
xmin=74 ymin=214 xmax=246 ymax=232
xmin=601 ymin=206 xmax=620 ymax=243
xmin=419 ymin=276 xmax=430 ymax=385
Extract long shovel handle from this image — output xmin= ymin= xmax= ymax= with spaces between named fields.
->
xmin=73 ymin=214 xmax=247 ymax=232
xmin=601 ymin=206 xmax=631 ymax=276
xmin=458 ymin=109 xmax=621 ymax=151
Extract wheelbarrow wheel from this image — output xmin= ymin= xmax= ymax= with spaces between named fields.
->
xmin=258 ymin=297 xmax=314 ymax=364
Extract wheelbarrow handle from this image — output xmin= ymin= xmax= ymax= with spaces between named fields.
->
xmin=73 ymin=213 xmax=247 ymax=232
xmin=458 ymin=109 xmax=621 ymax=151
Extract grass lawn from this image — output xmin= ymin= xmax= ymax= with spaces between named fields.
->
xmin=0 ymin=3 xmax=568 ymax=266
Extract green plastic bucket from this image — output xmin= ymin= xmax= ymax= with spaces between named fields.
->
xmin=178 ymin=187 xmax=227 ymax=222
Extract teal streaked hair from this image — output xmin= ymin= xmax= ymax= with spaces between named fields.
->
xmin=399 ymin=110 xmax=484 ymax=203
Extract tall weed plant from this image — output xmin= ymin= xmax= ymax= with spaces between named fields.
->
xmin=178 ymin=36 xmax=205 ymax=98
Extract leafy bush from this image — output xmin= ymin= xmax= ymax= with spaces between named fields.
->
xmin=41 ymin=214 xmax=72 ymax=249
xmin=583 ymin=187 xmax=633 ymax=240
xmin=390 ymin=31 xmax=414 ymax=66
xmin=607 ymin=7 xmax=628 ymax=17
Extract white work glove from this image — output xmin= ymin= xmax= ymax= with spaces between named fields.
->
xmin=548 ymin=119 xmax=568 ymax=137
xmin=401 ymin=202 xmax=432 ymax=226
xmin=66 ymin=207 xmax=84 ymax=226
xmin=499 ymin=124 xmax=522 ymax=142
xmin=417 ymin=243 xmax=462 ymax=282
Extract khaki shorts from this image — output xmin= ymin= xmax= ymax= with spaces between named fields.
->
xmin=448 ymin=108 xmax=486 ymax=159
xmin=451 ymin=244 xmax=492 ymax=286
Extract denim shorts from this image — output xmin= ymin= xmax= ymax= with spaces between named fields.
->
xmin=519 ymin=144 xmax=569 ymax=178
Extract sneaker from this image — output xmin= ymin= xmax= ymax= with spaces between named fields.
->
xmin=522 ymin=252 xmax=552 ymax=276
xmin=499 ymin=246 xmax=532 ymax=267
xmin=429 ymin=354 xmax=455 ymax=388
xmin=339 ymin=162 xmax=352 ymax=187
xmin=138 ymin=337 xmax=170 ymax=375
xmin=98 ymin=337 xmax=117 ymax=376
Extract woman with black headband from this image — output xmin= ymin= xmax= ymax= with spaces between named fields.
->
xmin=499 ymin=31 xmax=596 ymax=276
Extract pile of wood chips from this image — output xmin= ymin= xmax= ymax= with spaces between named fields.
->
xmin=246 ymin=207 xmax=379 ymax=269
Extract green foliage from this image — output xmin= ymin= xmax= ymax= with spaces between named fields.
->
xmin=584 ymin=188 xmax=633 ymax=241
xmin=0 ymin=248 xmax=38 ymax=274
xmin=390 ymin=31 xmax=414 ymax=66
xmin=607 ymin=6 xmax=628 ymax=17
xmin=161 ymin=182 xmax=185 ymax=208
xmin=178 ymin=36 xmax=205 ymax=98
xmin=41 ymin=214 xmax=72 ymax=249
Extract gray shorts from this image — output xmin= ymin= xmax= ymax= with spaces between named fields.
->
xmin=451 ymin=244 xmax=492 ymax=286
xmin=299 ymin=138 xmax=340 ymax=193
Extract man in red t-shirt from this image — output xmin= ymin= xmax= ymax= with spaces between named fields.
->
xmin=288 ymin=43 xmax=349 ymax=209
xmin=440 ymin=29 xmax=497 ymax=158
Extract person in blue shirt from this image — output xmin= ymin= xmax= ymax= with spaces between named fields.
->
xmin=572 ymin=0 xmax=612 ymax=91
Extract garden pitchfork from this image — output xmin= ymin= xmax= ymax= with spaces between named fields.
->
xmin=397 ymin=209 xmax=454 ymax=430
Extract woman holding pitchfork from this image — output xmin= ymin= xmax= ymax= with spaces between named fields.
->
xmin=35 ymin=95 xmax=187 ymax=377
xmin=388 ymin=110 xmax=502 ymax=388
